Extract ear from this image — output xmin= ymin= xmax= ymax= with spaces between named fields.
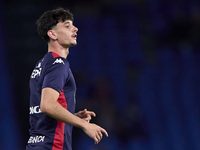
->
xmin=47 ymin=30 xmax=57 ymax=41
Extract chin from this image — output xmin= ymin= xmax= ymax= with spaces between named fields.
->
xmin=70 ymin=42 xmax=77 ymax=47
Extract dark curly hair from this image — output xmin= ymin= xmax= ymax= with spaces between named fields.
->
xmin=37 ymin=7 xmax=74 ymax=43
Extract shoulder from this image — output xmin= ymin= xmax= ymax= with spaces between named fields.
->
xmin=43 ymin=52 xmax=69 ymax=68
xmin=42 ymin=52 xmax=69 ymax=77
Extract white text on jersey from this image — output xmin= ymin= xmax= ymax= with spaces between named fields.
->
xmin=30 ymin=106 xmax=41 ymax=114
xmin=31 ymin=68 xmax=42 ymax=78
xmin=28 ymin=136 xmax=45 ymax=144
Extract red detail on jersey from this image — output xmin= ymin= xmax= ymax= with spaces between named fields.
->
xmin=57 ymin=90 xmax=67 ymax=109
xmin=52 ymin=89 xmax=67 ymax=150
xmin=52 ymin=52 xmax=61 ymax=58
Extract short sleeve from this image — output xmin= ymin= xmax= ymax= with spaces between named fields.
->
xmin=42 ymin=58 xmax=69 ymax=93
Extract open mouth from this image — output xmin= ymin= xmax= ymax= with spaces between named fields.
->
xmin=72 ymin=34 xmax=77 ymax=39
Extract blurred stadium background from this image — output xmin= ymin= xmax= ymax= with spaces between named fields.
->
xmin=1 ymin=0 xmax=200 ymax=149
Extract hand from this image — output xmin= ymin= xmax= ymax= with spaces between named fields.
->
xmin=75 ymin=109 xmax=96 ymax=122
xmin=83 ymin=123 xmax=108 ymax=144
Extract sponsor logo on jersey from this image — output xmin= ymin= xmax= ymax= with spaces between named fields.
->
xmin=36 ymin=62 xmax=41 ymax=68
xmin=53 ymin=58 xmax=65 ymax=65
xmin=31 ymin=62 xmax=42 ymax=79
xmin=28 ymin=135 xmax=45 ymax=144
xmin=30 ymin=68 xmax=42 ymax=78
xmin=30 ymin=106 xmax=41 ymax=114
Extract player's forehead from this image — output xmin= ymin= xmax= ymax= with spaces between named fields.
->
xmin=58 ymin=19 xmax=73 ymax=25
xmin=53 ymin=20 xmax=73 ymax=30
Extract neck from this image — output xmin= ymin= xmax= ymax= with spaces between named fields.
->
xmin=48 ymin=41 xmax=69 ymax=59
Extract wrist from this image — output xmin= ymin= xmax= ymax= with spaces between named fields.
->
xmin=79 ymin=119 xmax=88 ymax=130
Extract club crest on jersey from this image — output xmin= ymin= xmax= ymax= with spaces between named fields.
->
xmin=53 ymin=58 xmax=65 ymax=65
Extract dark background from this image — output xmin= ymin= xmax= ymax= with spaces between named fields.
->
xmin=1 ymin=0 xmax=200 ymax=149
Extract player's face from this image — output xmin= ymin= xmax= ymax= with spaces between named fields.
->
xmin=54 ymin=20 xmax=78 ymax=48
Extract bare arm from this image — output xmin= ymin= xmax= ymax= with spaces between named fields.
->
xmin=40 ymin=87 xmax=108 ymax=144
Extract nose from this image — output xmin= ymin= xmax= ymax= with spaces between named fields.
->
xmin=74 ymin=26 xmax=78 ymax=32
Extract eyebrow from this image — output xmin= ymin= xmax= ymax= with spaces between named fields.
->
xmin=64 ymin=21 xmax=70 ymax=25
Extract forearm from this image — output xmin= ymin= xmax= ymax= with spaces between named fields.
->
xmin=40 ymin=87 xmax=87 ymax=129
xmin=41 ymin=101 xmax=109 ymax=145
xmin=40 ymin=85 xmax=108 ymax=144
xmin=41 ymin=101 xmax=87 ymax=129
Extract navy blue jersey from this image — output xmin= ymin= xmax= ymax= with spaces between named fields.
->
xmin=26 ymin=52 xmax=76 ymax=150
